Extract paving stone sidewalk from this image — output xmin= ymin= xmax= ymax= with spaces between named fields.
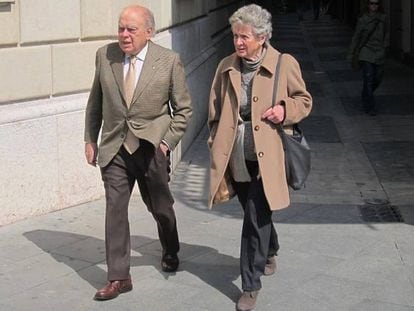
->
xmin=1 ymin=11 xmax=414 ymax=311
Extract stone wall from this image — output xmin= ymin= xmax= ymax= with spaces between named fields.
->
xmin=0 ymin=0 xmax=241 ymax=225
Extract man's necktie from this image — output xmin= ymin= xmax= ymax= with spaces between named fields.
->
xmin=123 ymin=55 xmax=140 ymax=154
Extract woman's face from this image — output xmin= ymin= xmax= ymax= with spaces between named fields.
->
xmin=232 ymin=23 xmax=265 ymax=61
xmin=368 ymin=1 xmax=379 ymax=13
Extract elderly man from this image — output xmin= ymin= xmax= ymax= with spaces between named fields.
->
xmin=84 ymin=5 xmax=192 ymax=300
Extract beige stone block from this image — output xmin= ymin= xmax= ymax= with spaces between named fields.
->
xmin=0 ymin=46 xmax=51 ymax=103
xmin=80 ymin=0 xmax=112 ymax=39
xmin=20 ymin=0 xmax=80 ymax=44
xmin=0 ymin=115 xmax=59 ymax=225
xmin=52 ymin=40 xmax=111 ymax=95
xmin=57 ymin=109 xmax=103 ymax=207
xmin=0 ymin=0 xmax=19 ymax=45
xmin=145 ymin=0 xmax=163 ymax=31
xmin=158 ymin=1 xmax=172 ymax=29
xmin=0 ymin=94 xmax=106 ymax=225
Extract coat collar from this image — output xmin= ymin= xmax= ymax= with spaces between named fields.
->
xmin=221 ymin=43 xmax=281 ymax=110
xmin=220 ymin=43 xmax=281 ymax=76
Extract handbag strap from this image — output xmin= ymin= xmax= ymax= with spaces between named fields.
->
xmin=271 ymin=54 xmax=286 ymax=135
xmin=271 ymin=54 xmax=282 ymax=109
xmin=272 ymin=54 xmax=303 ymax=137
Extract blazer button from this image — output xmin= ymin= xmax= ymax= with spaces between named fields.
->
xmin=253 ymin=96 xmax=258 ymax=102
xmin=258 ymin=151 xmax=264 ymax=157
xmin=120 ymin=134 xmax=125 ymax=138
xmin=254 ymin=125 xmax=260 ymax=131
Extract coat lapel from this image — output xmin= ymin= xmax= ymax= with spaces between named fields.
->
xmin=260 ymin=44 xmax=279 ymax=76
xmin=225 ymin=56 xmax=241 ymax=112
xmin=228 ymin=70 xmax=241 ymax=112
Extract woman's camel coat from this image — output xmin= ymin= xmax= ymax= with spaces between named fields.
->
xmin=208 ymin=44 xmax=312 ymax=211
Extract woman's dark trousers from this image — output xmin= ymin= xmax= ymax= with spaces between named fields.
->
xmin=232 ymin=161 xmax=279 ymax=291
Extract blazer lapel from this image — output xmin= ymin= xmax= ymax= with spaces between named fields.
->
xmin=108 ymin=46 xmax=127 ymax=105
xmin=131 ymin=41 xmax=158 ymax=105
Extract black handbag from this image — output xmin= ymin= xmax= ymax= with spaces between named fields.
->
xmin=272 ymin=54 xmax=311 ymax=190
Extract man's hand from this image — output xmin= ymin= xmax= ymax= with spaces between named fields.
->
xmin=85 ymin=143 xmax=98 ymax=167
xmin=261 ymin=104 xmax=285 ymax=124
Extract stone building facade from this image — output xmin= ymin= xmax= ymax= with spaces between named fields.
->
xmin=0 ymin=0 xmax=242 ymax=225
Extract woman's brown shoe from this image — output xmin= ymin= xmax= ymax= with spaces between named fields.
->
xmin=236 ymin=290 xmax=259 ymax=311
xmin=264 ymin=255 xmax=277 ymax=276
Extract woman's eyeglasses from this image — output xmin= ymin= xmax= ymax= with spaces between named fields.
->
xmin=369 ymin=2 xmax=379 ymax=5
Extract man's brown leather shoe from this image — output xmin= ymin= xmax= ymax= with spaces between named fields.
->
xmin=236 ymin=290 xmax=259 ymax=311
xmin=264 ymin=255 xmax=277 ymax=276
xmin=94 ymin=277 xmax=132 ymax=301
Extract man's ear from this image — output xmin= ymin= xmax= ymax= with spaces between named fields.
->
xmin=146 ymin=27 xmax=154 ymax=39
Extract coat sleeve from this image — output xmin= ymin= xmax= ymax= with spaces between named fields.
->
xmin=281 ymin=54 xmax=312 ymax=126
xmin=84 ymin=49 xmax=103 ymax=143
xmin=163 ymin=54 xmax=192 ymax=150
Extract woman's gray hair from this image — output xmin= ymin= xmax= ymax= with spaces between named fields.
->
xmin=229 ymin=4 xmax=273 ymax=41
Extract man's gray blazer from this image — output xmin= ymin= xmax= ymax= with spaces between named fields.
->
xmin=84 ymin=41 xmax=192 ymax=167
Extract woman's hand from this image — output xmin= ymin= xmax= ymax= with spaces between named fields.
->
xmin=261 ymin=104 xmax=285 ymax=124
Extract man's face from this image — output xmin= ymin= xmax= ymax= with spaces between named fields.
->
xmin=232 ymin=23 xmax=265 ymax=61
xmin=118 ymin=8 xmax=152 ymax=55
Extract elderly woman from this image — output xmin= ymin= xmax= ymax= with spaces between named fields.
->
xmin=208 ymin=4 xmax=312 ymax=311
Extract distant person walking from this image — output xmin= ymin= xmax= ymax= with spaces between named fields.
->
xmin=321 ymin=0 xmax=331 ymax=15
xmin=347 ymin=0 xmax=388 ymax=116
xmin=296 ymin=0 xmax=306 ymax=21
xmin=312 ymin=0 xmax=321 ymax=20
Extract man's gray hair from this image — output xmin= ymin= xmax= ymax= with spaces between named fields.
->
xmin=229 ymin=4 xmax=273 ymax=41
xmin=120 ymin=5 xmax=156 ymax=37
xmin=145 ymin=9 xmax=156 ymax=36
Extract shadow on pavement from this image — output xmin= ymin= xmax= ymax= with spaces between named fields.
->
xmin=23 ymin=230 xmax=241 ymax=301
